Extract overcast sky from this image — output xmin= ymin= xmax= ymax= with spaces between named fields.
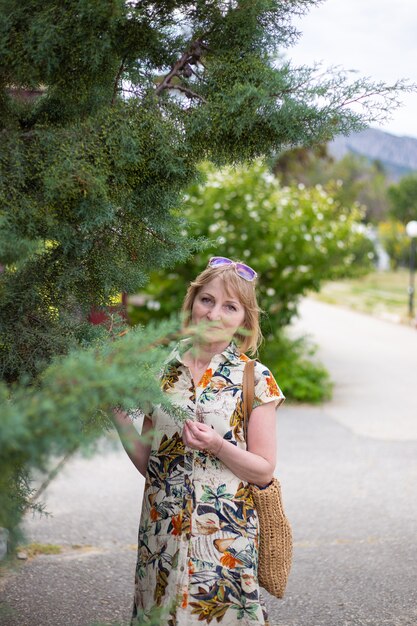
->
xmin=288 ymin=0 xmax=417 ymax=139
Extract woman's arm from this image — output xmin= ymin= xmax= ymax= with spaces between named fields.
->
xmin=182 ymin=401 xmax=277 ymax=486
xmin=112 ymin=409 xmax=153 ymax=477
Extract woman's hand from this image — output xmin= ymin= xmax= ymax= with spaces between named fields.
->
xmin=183 ymin=403 xmax=277 ymax=486
xmin=182 ymin=420 xmax=224 ymax=456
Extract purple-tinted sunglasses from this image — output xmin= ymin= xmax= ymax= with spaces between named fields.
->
xmin=208 ymin=256 xmax=258 ymax=281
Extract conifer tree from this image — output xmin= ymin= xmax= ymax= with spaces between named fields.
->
xmin=0 ymin=1 xmax=411 ymax=535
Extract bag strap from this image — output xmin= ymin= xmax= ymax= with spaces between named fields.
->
xmin=242 ymin=359 xmax=255 ymax=442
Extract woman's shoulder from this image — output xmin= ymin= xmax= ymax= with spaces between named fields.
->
xmin=239 ymin=354 xmax=284 ymax=401
xmin=238 ymin=351 xmax=273 ymax=376
xmin=253 ymin=358 xmax=274 ymax=375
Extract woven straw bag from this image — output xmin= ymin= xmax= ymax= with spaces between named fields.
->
xmin=243 ymin=359 xmax=293 ymax=599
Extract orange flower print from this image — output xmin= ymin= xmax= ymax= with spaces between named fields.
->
xmin=181 ymin=591 xmax=188 ymax=608
xmin=150 ymin=506 xmax=160 ymax=522
xmin=220 ymin=552 xmax=242 ymax=569
xmin=266 ymin=374 xmax=279 ymax=397
xmin=198 ymin=368 xmax=213 ymax=388
xmin=171 ymin=513 xmax=182 ymax=536
xmin=188 ymin=560 xmax=195 ymax=575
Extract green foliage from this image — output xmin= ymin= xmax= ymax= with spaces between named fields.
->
xmin=0 ymin=0 xmax=411 ymax=536
xmin=0 ymin=318 xmax=186 ymax=536
xmin=271 ymin=143 xmax=332 ymax=187
xmin=273 ymin=148 xmax=391 ymax=223
xmin=130 ymin=160 xmax=374 ymax=395
xmin=388 ymin=173 xmax=417 ymax=223
xmin=0 ymin=1 xmax=408 ymax=385
xmin=324 ymin=155 xmax=390 ymax=223
xmin=377 ymin=220 xmax=410 ymax=269
xmin=133 ymin=161 xmax=375 ymax=328
xmin=18 ymin=542 xmax=62 ymax=557
xmin=260 ymin=331 xmax=333 ymax=403
xmin=0 ymin=98 xmax=203 ymax=384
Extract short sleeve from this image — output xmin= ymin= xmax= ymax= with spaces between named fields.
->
xmin=252 ymin=361 xmax=285 ymax=409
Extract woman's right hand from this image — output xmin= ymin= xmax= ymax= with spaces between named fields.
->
xmin=182 ymin=420 xmax=224 ymax=456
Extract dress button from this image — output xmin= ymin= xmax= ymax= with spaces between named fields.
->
xmin=180 ymin=565 xmax=185 ymax=572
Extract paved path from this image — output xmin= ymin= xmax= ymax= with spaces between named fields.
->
xmin=1 ymin=299 xmax=417 ymax=626
xmin=289 ymin=299 xmax=417 ymax=441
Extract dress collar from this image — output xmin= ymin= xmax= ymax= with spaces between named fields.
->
xmin=220 ymin=340 xmax=242 ymax=365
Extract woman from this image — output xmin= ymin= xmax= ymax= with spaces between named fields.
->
xmin=113 ymin=256 xmax=285 ymax=626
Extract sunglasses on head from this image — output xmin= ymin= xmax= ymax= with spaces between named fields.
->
xmin=207 ymin=257 xmax=257 ymax=282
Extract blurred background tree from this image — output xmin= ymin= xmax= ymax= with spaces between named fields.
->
xmin=0 ymin=0 xmax=411 ymax=541
xmin=388 ymin=173 xmax=417 ymax=223
xmin=273 ymin=147 xmax=391 ymax=223
xmin=377 ymin=220 xmax=410 ymax=269
xmin=272 ymin=142 xmax=417 ymax=273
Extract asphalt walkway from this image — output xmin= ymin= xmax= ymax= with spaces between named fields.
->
xmin=1 ymin=299 xmax=417 ymax=626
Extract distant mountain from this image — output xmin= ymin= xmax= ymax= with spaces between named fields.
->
xmin=328 ymin=128 xmax=417 ymax=181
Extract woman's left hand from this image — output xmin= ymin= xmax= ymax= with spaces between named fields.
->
xmin=182 ymin=420 xmax=223 ymax=456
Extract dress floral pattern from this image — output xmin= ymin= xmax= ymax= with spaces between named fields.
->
xmin=132 ymin=341 xmax=285 ymax=626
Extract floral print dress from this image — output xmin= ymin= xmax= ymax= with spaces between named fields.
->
xmin=132 ymin=340 xmax=285 ymax=626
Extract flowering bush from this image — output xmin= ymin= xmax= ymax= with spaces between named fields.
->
xmin=133 ymin=160 xmax=375 ymax=328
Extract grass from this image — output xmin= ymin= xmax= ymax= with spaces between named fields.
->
xmin=17 ymin=542 xmax=62 ymax=558
xmin=311 ymin=269 xmax=415 ymax=325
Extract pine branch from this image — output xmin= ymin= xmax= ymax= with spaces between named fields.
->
xmin=141 ymin=224 xmax=177 ymax=247
xmin=155 ymin=40 xmax=207 ymax=98
xmin=111 ymin=57 xmax=127 ymax=106
xmin=187 ymin=64 xmax=207 ymax=83
xmin=165 ymin=84 xmax=207 ymax=103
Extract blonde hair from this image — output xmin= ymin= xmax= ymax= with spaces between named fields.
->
xmin=181 ymin=263 xmax=262 ymax=355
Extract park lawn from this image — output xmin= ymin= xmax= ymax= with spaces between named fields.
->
xmin=311 ymin=269 xmax=414 ymax=324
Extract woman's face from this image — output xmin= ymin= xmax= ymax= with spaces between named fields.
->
xmin=191 ymin=276 xmax=246 ymax=345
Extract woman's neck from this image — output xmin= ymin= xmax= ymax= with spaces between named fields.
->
xmin=184 ymin=339 xmax=231 ymax=368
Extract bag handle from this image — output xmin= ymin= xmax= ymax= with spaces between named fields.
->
xmin=242 ymin=359 xmax=255 ymax=442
